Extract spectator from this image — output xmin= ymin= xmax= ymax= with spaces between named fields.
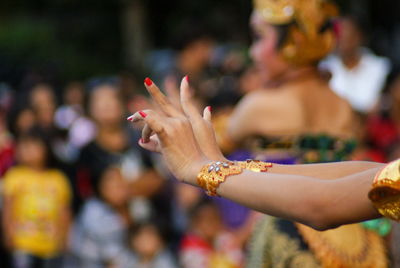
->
xmin=75 ymin=82 xmax=164 ymax=213
xmin=320 ymin=16 xmax=391 ymax=114
xmin=11 ymin=107 xmax=36 ymax=137
xmin=0 ymin=109 xmax=15 ymax=178
xmin=29 ymin=83 xmax=57 ymax=131
xmin=69 ymin=165 xmax=132 ymax=268
xmin=2 ymin=127 xmax=71 ymax=268
xmin=179 ymin=199 xmax=243 ymax=268
xmin=54 ymin=81 xmax=95 ymax=162
xmin=115 ymin=221 xmax=177 ymax=268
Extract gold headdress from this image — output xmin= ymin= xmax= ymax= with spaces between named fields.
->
xmin=253 ymin=0 xmax=338 ymax=65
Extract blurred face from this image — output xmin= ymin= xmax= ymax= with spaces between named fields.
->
xmin=192 ymin=39 xmax=214 ymax=66
xmin=16 ymin=109 xmax=36 ymax=135
xmin=99 ymin=167 xmax=130 ymax=207
xmin=192 ymin=204 xmax=222 ymax=242
xmin=30 ymin=84 xmax=56 ymax=127
xmin=132 ymin=225 xmax=163 ymax=259
xmin=30 ymin=84 xmax=55 ymax=110
xmin=17 ymin=138 xmax=46 ymax=169
xmin=89 ymin=85 xmax=124 ymax=126
xmin=249 ymin=12 xmax=290 ymax=82
xmin=64 ymin=82 xmax=84 ymax=106
xmin=337 ymin=19 xmax=363 ymax=56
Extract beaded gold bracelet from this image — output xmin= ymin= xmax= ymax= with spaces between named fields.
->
xmin=197 ymin=160 xmax=273 ymax=196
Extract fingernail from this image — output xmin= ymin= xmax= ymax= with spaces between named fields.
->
xmin=185 ymin=75 xmax=189 ymax=83
xmin=139 ymin=111 xmax=147 ymax=118
xmin=127 ymin=115 xmax=134 ymax=121
xmin=139 ymin=138 xmax=143 ymax=143
xmin=207 ymin=106 xmax=212 ymax=112
xmin=144 ymin=77 xmax=153 ymax=86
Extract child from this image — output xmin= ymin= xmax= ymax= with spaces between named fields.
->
xmin=179 ymin=199 xmax=243 ymax=268
xmin=69 ymin=165 xmax=132 ymax=268
xmin=115 ymin=221 xmax=177 ymax=268
xmin=2 ymin=127 xmax=71 ymax=268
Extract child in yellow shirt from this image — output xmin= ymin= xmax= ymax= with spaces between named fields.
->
xmin=2 ymin=127 xmax=71 ymax=268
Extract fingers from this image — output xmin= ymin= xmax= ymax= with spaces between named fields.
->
xmin=138 ymin=134 xmax=161 ymax=153
xmin=127 ymin=109 xmax=166 ymax=137
xmin=203 ymin=106 xmax=212 ymax=122
xmin=144 ymin=77 xmax=181 ymax=117
xmin=141 ymin=123 xmax=154 ymax=143
xmin=180 ymin=76 xmax=202 ymax=121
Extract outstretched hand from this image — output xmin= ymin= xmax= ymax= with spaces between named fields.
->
xmin=127 ymin=77 xmax=224 ymax=184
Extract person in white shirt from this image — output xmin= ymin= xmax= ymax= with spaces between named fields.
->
xmin=320 ymin=16 xmax=391 ymax=114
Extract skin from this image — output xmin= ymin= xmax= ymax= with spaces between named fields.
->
xmin=337 ymin=17 xmax=364 ymax=69
xmin=88 ymin=85 xmax=164 ymax=198
xmin=228 ymin=12 xmax=355 ymax=141
xmin=128 ymin=78 xmax=383 ymax=231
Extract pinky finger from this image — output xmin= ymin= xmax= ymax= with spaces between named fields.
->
xmin=203 ymin=106 xmax=212 ymax=122
xmin=139 ymin=134 xmax=161 ymax=153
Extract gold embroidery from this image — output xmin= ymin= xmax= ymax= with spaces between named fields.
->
xmin=247 ymin=217 xmax=388 ymax=267
xmin=247 ymin=217 xmax=319 ymax=268
xmin=296 ymin=223 xmax=388 ymax=268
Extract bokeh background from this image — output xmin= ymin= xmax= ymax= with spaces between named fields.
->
xmin=1 ymin=0 xmax=400 ymax=267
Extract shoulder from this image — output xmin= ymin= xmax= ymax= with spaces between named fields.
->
xmin=361 ymin=50 xmax=391 ymax=72
xmin=234 ymin=89 xmax=302 ymax=115
xmin=4 ymin=166 xmax=26 ymax=178
xmin=3 ymin=166 xmax=31 ymax=194
xmin=46 ymin=169 xmax=70 ymax=185
xmin=3 ymin=166 xmax=24 ymax=184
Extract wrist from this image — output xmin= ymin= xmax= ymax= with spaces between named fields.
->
xmin=185 ymin=157 xmax=211 ymax=186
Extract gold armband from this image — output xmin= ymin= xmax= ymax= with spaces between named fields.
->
xmin=368 ymin=159 xmax=400 ymax=221
xmin=197 ymin=160 xmax=273 ymax=196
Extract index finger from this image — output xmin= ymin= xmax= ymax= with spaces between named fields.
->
xmin=144 ymin=77 xmax=182 ymax=117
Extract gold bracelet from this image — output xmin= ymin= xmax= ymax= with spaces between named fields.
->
xmin=197 ymin=160 xmax=273 ymax=196
xmin=237 ymin=159 xmax=273 ymax=172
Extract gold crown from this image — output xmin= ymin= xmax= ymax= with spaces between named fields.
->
xmin=253 ymin=0 xmax=338 ymax=65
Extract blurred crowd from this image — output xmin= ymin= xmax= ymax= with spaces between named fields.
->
xmin=0 ymin=14 xmax=399 ymax=268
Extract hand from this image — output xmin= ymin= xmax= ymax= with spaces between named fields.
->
xmin=130 ymin=76 xmax=226 ymax=162
xmin=127 ymin=78 xmax=210 ymax=184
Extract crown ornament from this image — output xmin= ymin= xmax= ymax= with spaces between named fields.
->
xmin=253 ymin=0 xmax=338 ymax=65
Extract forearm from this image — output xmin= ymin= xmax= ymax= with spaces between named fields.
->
xmin=270 ymin=161 xmax=384 ymax=180
xmin=215 ymin=167 xmax=381 ymax=230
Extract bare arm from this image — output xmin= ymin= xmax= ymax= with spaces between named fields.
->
xmin=270 ymin=161 xmax=384 ymax=180
xmin=215 ymin=165 xmax=381 ymax=231
xmin=129 ymin=78 xmax=385 ymax=231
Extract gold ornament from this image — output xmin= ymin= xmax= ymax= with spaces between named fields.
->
xmin=197 ymin=160 xmax=273 ymax=196
xmin=369 ymin=159 xmax=400 ymax=221
xmin=296 ymin=223 xmax=388 ymax=267
xmin=253 ymin=0 xmax=338 ymax=65
xmin=237 ymin=159 xmax=273 ymax=172
xmin=197 ymin=161 xmax=243 ymax=196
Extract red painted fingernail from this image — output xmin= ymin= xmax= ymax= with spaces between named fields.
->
xmin=207 ymin=106 xmax=212 ymax=112
xmin=127 ymin=115 xmax=134 ymax=121
xmin=144 ymin=77 xmax=153 ymax=86
xmin=139 ymin=111 xmax=147 ymax=118
xmin=185 ymin=75 xmax=189 ymax=83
